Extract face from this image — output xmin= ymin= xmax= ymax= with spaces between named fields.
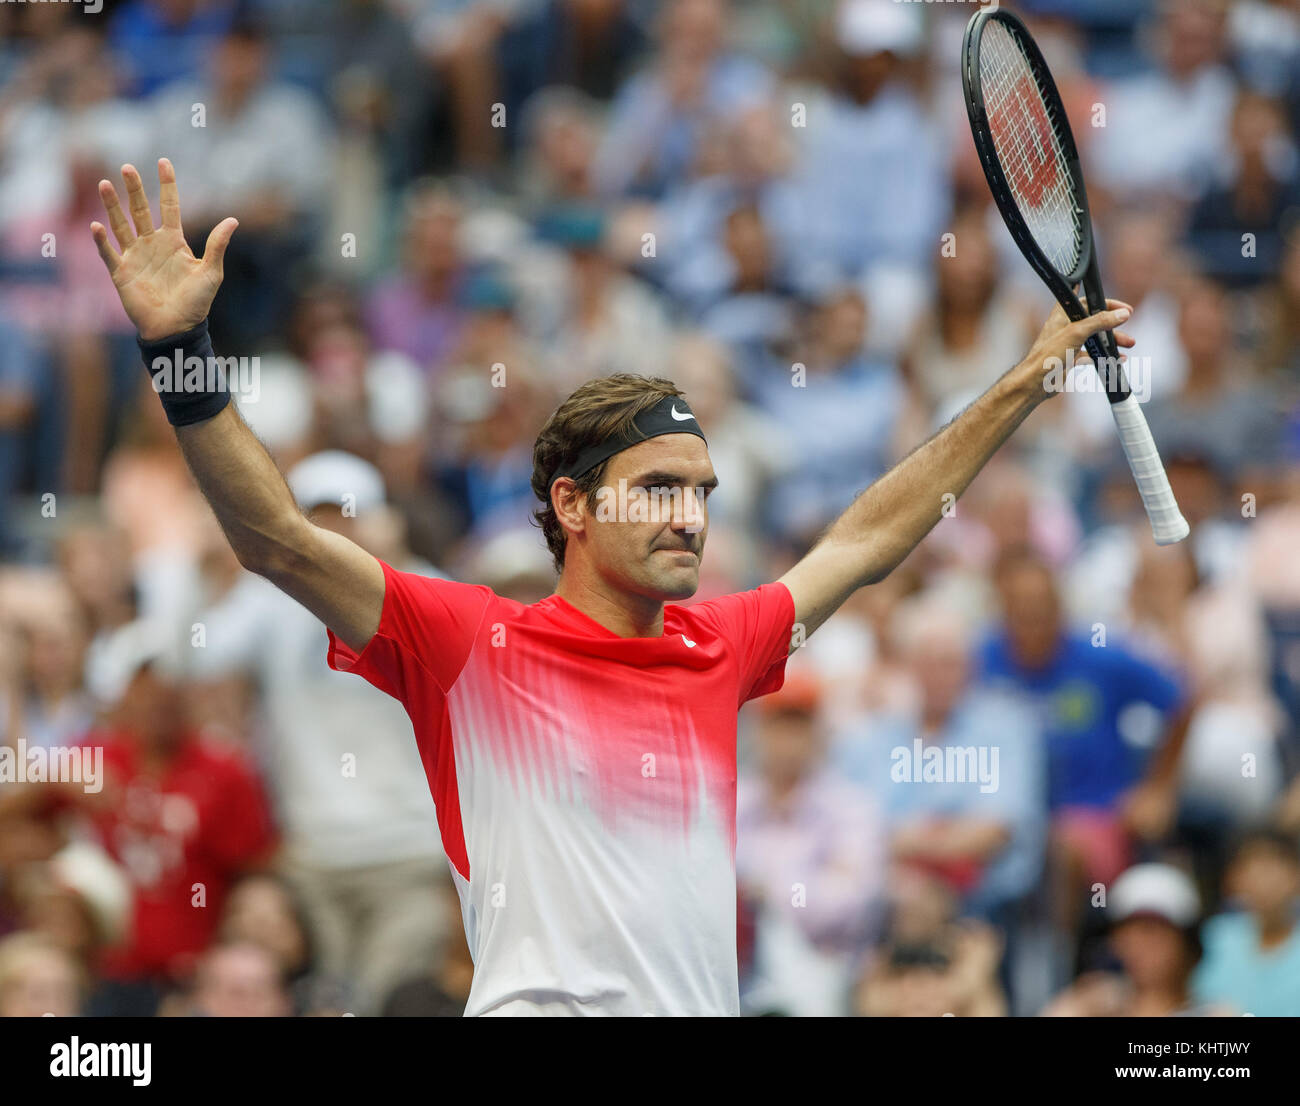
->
xmin=1111 ymin=917 xmax=1191 ymax=989
xmin=117 ymin=666 xmax=185 ymax=748
xmin=1229 ymin=849 xmax=1300 ymax=918
xmin=757 ymin=711 xmax=820 ymax=788
xmin=0 ymin=948 xmax=81 ymax=1017
xmin=213 ymin=36 xmax=266 ymax=97
xmin=565 ymin=433 xmax=716 ymax=602
xmin=910 ymin=629 xmax=970 ymax=721
xmin=1178 ymin=283 xmax=1229 ymax=365
xmin=221 ymin=878 xmax=309 ymax=975
xmin=997 ymin=562 xmax=1062 ymax=669
xmin=194 ymin=946 xmax=289 ymax=1018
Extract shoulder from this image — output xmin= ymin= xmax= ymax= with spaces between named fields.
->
xmin=672 ymin=581 xmax=794 ymax=632
xmin=1200 ymin=912 xmax=1252 ymax=951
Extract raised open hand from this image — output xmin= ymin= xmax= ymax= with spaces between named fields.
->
xmin=91 ymin=158 xmax=238 ymax=342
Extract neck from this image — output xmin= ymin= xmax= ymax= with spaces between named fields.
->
xmin=554 ymin=570 xmax=666 ymax=638
xmin=1258 ymin=911 xmax=1295 ymax=948
xmin=1132 ymin=982 xmax=1187 ymax=1016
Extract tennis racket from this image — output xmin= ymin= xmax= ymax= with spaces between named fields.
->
xmin=961 ymin=8 xmax=1189 ymax=546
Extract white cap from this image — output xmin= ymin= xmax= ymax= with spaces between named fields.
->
xmin=837 ymin=0 xmax=924 ymax=58
xmin=1109 ymin=863 xmax=1201 ymax=928
xmin=87 ymin=618 xmax=188 ymax=704
xmin=467 ymin=528 xmax=556 ymax=588
xmin=286 ymin=450 xmax=386 ymax=514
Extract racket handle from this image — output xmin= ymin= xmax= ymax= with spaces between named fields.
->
xmin=1109 ymin=395 xmax=1190 ymax=545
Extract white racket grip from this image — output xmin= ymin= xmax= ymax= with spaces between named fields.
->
xmin=1109 ymin=394 xmax=1190 ymax=545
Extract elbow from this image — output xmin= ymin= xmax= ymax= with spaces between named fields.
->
xmin=231 ymin=517 xmax=312 ymax=582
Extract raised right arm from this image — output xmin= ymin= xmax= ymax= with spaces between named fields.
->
xmin=92 ymin=159 xmax=383 ymax=651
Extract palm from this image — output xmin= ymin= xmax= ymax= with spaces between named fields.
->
xmin=113 ymin=228 xmax=217 ymax=337
xmin=91 ymin=160 xmax=237 ymax=342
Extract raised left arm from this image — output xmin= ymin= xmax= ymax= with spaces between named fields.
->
xmin=779 ymin=301 xmax=1133 ymax=641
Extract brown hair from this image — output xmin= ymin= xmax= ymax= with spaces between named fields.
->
xmin=531 ymin=374 xmax=684 ymax=572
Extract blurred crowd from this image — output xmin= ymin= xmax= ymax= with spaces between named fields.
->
xmin=2 ymin=0 xmax=1300 ymax=1017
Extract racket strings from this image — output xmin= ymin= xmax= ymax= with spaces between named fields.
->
xmin=979 ymin=22 xmax=1082 ymax=276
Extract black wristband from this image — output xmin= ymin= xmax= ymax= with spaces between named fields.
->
xmin=137 ymin=320 xmax=233 ymax=427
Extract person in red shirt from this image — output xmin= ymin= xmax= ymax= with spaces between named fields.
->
xmin=68 ymin=627 xmax=276 ymax=1014
xmin=91 ymin=159 xmax=1133 ymax=1015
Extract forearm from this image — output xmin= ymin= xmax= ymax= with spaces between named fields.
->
xmin=174 ymin=403 xmax=309 ymax=576
xmin=168 ymin=386 xmax=384 ymax=652
xmin=827 ymin=367 xmax=1041 ymax=584
xmin=1145 ymin=703 xmax=1193 ymax=786
xmin=895 ymin=818 xmax=1011 ymax=863
xmin=782 ymin=365 xmax=1044 ymax=637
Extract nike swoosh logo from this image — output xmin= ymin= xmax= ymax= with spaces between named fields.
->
xmin=670 ymin=405 xmax=695 ymax=422
xmin=681 ymin=635 xmax=697 ymax=648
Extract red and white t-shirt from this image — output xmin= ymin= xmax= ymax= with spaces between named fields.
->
xmin=328 ymin=559 xmax=795 ymax=1016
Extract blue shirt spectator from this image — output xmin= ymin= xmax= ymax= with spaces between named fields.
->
xmin=1192 ymin=911 xmax=1300 ymax=1016
xmin=978 ymin=631 xmax=1183 ymax=811
xmin=109 ymin=0 xmax=238 ymax=97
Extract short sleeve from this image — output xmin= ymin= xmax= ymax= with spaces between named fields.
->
xmin=688 ymin=582 xmax=796 ymax=705
xmin=327 ymin=559 xmax=493 ymax=701
xmin=1112 ymin=642 xmax=1185 ymax=716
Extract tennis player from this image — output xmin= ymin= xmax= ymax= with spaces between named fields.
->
xmin=92 ymin=160 xmax=1133 ymax=1016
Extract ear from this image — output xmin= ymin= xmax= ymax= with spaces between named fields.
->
xmin=551 ymin=477 xmax=588 ymax=540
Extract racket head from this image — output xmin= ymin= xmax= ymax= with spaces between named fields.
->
xmin=962 ymin=8 xmax=1095 ymax=305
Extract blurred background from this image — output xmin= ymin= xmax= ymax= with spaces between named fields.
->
xmin=2 ymin=0 xmax=1300 ymax=1017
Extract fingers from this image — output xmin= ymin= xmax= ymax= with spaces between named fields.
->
xmin=157 ymin=157 xmax=183 ymax=232
xmin=201 ymin=217 xmax=239 ymax=275
xmin=98 ymin=179 xmax=134 ymax=250
xmin=1071 ymin=304 xmax=1131 ymax=344
xmin=121 ymin=163 xmax=155 ymax=237
xmin=90 ymin=222 xmax=121 ymax=274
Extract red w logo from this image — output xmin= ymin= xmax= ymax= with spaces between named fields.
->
xmin=989 ymin=75 xmax=1060 ymax=208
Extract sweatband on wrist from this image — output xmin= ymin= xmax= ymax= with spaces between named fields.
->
xmin=137 ymin=319 xmax=232 ymax=427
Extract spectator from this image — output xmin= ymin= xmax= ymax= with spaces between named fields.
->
xmin=1193 ymin=828 xmax=1300 ymax=1016
xmin=150 ymin=14 xmax=333 ymax=350
xmin=1186 ymin=90 xmax=1300 ymax=287
xmin=184 ymin=939 xmax=292 ymax=1017
xmin=856 ymin=867 xmax=1006 ymax=1017
xmin=71 ymin=620 xmax=276 ymax=1015
xmin=1044 ymin=862 xmax=1224 ymax=1016
xmin=381 ymin=881 xmax=475 ymax=1016
xmin=109 ymin=0 xmax=238 ymax=97
xmin=592 ymin=0 xmax=773 ymax=200
xmin=365 ymin=180 xmax=469 ymax=373
xmin=835 ymin=600 xmax=1045 ymax=929
xmin=792 ymin=0 xmax=947 ymax=284
xmin=528 ymin=204 xmax=673 ymax=389
xmin=0 ymin=931 xmax=85 ymax=1017
xmin=751 ymin=287 xmax=903 ymax=547
xmin=979 ymin=549 xmax=1190 ymax=938
xmin=187 ymin=452 xmax=450 ymax=1015
xmin=1144 ymin=276 xmax=1287 ymax=501
xmin=736 ymin=672 xmax=884 ymax=1016
xmin=1092 ymin=0 xmax=1235 ymax=202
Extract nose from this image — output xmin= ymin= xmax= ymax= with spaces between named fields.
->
xmin=671 ymin=486 xmax=707 ymax=536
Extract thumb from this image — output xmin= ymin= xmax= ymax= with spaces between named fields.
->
xmin=201 ymin=217 xmax=239 ymax=274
